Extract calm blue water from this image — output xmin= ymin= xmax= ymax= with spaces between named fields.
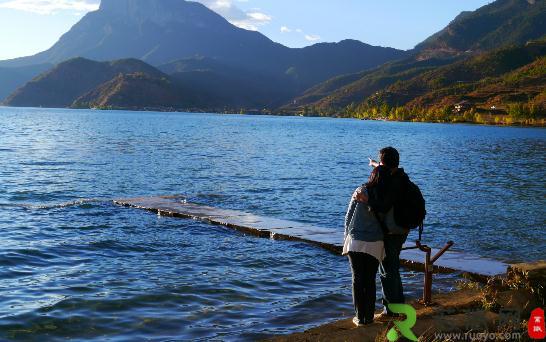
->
xmin=0 ymin=107 xmax=544 ymax=340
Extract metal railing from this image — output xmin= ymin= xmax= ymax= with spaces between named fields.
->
xmin=402 ymin=223 xmax=454 ymax=306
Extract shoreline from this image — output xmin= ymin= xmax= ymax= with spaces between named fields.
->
xmin=2 ymin=105 xmax=545 ymax=128
xmin=267 ymin=261 xmax=546 ymax=341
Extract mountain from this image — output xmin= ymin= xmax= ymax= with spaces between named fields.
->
xmin=285 ymin=0 xmax=546 ymax=114
xmin=3 ymin=57 xmax=291 ymax=111
xmin=157 ymin=56 xmax=298 ymax=108
xmin=169 ymin=71 xmax=293 ymax=109
xmin=3 ymin=58 xmax=165 ymax=108
xmin=6 ymin=0 xmax=542 ymax=114
xmin=415 ymin=0 xmax=546 ymax=58
xmin=72 ymin=72 xmax=192 ymax=110
xmin=466 ymin=56 xmax=545 ymax=110
xmin=0 ymin=0 xmax=286 ymax=71
xmin=406 ymin=56 xmax=546 ymax=114
xmin=0 ymin=0 xmax=406 ymax=101
xmin=0 ymin=64 xmax=52 ymax=101
xmin=282 ymin=57 xmax=457 ymax=113
xmin=279 ymin=40 xmax=405 ymax=89
xmin=158 ymin=57 xmax=292 ymax=94
xmin=367 ymin=40 xmax=546 ymax=110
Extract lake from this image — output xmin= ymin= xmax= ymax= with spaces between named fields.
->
xmin=0 ymin=107 xmax=544 ymax=340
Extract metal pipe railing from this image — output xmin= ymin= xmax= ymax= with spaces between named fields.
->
xmin=415 ymin=239 xmax=454 ymax=305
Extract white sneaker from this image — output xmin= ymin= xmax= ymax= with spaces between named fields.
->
xmin=353 ymin=316 xmax=365 ymax=327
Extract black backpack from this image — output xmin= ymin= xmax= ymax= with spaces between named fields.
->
xmin=393 ymin=177 xmax=426 ymax=230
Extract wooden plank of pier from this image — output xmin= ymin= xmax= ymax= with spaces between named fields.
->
xmin=113 ymin=196 xmax=508 ymax=277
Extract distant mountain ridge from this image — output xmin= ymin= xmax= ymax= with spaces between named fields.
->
xmin=287 ymin=39 xmax=546 ymax=120
xmin=367 ymin=41 xmax=546 ymax=110
xmin=3 ymin=58 xmax=165 ymax=108
xmin=415 ymin=0 xmax=546 ymax=59
xmin=2 ymin=0 xmax=544 ymax=116
xmin=0 ymin=64 xmax=52 ymax=101
xmin=0 ymin=0 xmax=275 ymax=68
xmin=0 ymin=0 xmax=406 ymax=102
xmin=285 ymin=0 xmax=546 ymax=114
xmin=3 ymin=57 xmax=298 ymax=111
xmin=283 ymin=58 xmax=457 ymax=112
xmin=72 ymin=72 xmax=192 ymax=110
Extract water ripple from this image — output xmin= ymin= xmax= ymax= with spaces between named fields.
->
xmin=0 ymin=108 xmax=544 ymax=340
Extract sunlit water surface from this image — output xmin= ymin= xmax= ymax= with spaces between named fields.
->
xmin=0 ymin=108 xmax=544 ymax=340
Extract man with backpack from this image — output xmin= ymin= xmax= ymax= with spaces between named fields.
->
xmin=353 ymin=146 xmax=425 ymax=321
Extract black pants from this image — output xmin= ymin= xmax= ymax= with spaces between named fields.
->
xmin=348 ymin=252 xmax=379 ymax=323
xmin=380 ymin=234 xmax=407 ymax=313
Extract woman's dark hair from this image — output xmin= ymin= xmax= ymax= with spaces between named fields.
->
xmin=365 ymin=166 xmax=388 ymax=189
xmin=380 ymin=147 xmax=399 ymax=168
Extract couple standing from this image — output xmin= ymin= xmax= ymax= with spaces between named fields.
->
xmin=343 ymin=146 xmax=410 ymax=326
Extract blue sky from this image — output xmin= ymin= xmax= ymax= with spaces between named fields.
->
xmin=0 ymin=0 xmax=493 ymax=61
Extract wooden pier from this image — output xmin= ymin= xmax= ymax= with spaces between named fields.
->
xmin=114 ymin=196 xmax=508 ymax=277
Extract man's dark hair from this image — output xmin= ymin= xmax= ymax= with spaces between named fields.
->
xmin=379 ymin=147 xmax=399 ymax=168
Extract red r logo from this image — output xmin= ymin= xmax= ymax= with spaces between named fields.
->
xmin=528 ymin=308 xmax=546 ymax=340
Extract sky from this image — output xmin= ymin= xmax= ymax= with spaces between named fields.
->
xmin=0 ymin=0 xmax=494 ymax=61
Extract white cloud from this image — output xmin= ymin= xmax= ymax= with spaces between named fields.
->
xmin=0 ymin=0 xmax=271 ymax=32
xmin=280 ymin=26 xmax=291 ymax=33
xmin=0 ymin=0 xmax=98 ymax=15
xmin=279 ymin=25 xmax=321 ymax=44
xmin=304 ymin=34 xmax=321 ymax=42
xmin=247 ymin=11 xmax=271 ymax=22
xmin=196 ymin=0 xmax=271 ymax=31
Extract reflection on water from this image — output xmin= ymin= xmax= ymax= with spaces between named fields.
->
xmin=0 ymin=107 xmax=544 ymax=340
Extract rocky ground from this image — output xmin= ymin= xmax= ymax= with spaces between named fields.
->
xmin=267 ymin=261 xmax=545 ymax=342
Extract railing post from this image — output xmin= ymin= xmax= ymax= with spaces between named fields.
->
xmin=416 ymin=240 xmax=432 ymax=305
xmin=415 ymin=240 xmax=453 ymax=306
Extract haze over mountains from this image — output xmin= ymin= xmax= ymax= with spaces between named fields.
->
xmin=2 ymin=0 xmax=545 ymax=115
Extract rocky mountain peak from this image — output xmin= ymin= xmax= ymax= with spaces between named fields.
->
xmin=100 ymin=0 xmax=182 ymax=13
xmin=98 ymin=0 xmax=218 ymax=27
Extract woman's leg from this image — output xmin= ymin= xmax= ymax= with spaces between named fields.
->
xmin=362 ymin=253 xmax=380 ymax=323
xmin=348 ymin=252 xmax=366 ymax=322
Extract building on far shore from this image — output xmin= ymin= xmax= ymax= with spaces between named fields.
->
xmin=453 ymin=100 xmax=473 ymax=113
